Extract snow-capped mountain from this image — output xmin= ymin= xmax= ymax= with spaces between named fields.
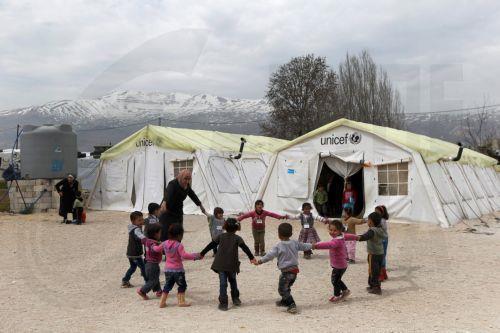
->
xmin=0 ymin=90 xmax=270 ymax=126
xmin=0 ymin=91 xmax=271 ymax=150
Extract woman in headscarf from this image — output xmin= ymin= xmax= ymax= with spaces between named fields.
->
xmin=159 ymin=169 xmax=206 ymax=241
xmin=55 ymin=174 xmax=79 ymax=224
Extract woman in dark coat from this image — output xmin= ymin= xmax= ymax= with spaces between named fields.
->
xmin=55 ymin=174 xmax=79 ymax=223
xmin=159 ymin=169 xmax=206 ymax=241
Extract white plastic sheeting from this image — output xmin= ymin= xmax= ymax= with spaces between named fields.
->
xmin=90 ymin=146 xmax=271 ymax=214
xmin=277 ymin=157 xmax=308 ymax=198
xmin=77 ymin=158 xmax=100 ymax=191
xmin=242 ymin=158 xmax=267 ymax=193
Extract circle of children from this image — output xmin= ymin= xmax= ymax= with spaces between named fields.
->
xmin=121 ymin=184 xmax=389 ymax=314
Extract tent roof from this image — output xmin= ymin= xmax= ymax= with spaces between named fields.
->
xmin=276 ymin=118 xmax=497 ymax=167
xmin=100 ymin=125 xmax=288 ymax=160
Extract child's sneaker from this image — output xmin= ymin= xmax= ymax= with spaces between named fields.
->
xmin=286 ymin=303 xmax=297 ymax=314
xmin=329 ymin=296 xmax=343 ymax=303
xmin=155 ymin=290 xmax=163 ymax=298
xmin=136 ymin=288 xmax=149 ymax=300
xmin=341 ymin=289 xmax=351 ymax=299
xmin=260 ymin=251 xmax=266 ymax=256
xmin=348 ymin=259 xmax=356 ymax=264
xmin=121 ymin=281 xmax=133 ymax=288
xmin=232 ymin=298 xmax=242 ymax=306
xmin=218 ymin=303 xmax=228 ymax=311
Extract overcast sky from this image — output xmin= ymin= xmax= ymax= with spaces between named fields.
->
xmin=1 ymin=0 xmax=499 ymax=113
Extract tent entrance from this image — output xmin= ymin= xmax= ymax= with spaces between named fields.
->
xmin=316 ymin=155 xmax=365 ymax=217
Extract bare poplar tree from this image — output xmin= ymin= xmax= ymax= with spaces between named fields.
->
xmin=337 ymin=50 xmax=405 ymax=128
xmin=262 ymin=54 xmax=338 ymax=139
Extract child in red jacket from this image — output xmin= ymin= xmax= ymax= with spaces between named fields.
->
xmin=237 ymin=200 xmax=286 ymax=256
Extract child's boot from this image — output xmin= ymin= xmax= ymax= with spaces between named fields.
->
xmin=368 ymin=286 xmax=382 ymax=295
xmin=231 ymin=290 xmax=241 ymax=306
xmin=218 ymin=295 xmax=229 ymax=311
xmin=159 ymin=292 xmax=168 ymax=308
xmin=177 ymin=293 xmax=191 ymax=307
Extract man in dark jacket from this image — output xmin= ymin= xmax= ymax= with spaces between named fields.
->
xmin=159 ymin=169 xmax=206 ymax=241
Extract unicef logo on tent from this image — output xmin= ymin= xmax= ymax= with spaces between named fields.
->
xmin=349 ymin=132 xmax=362 ymax=145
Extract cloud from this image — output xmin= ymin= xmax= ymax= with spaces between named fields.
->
xmin=0 ymin=0 xmax=499 ymax=113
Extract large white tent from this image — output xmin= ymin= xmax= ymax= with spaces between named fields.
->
xmin=88 ymin=125 xmax=287 ymax=214
xmin=258 ymin=119 xmax=500 ymax=227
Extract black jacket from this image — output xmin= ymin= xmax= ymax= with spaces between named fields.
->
xmin=163 ymin=179 xmax=201 ymax=217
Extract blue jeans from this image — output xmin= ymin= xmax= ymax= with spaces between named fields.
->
xmin=381 ymin=238 xmax=389 ymax=268
xmin=122 ymin=257 xmax=146 ymax=282
xmin=163 ymin=271 xmax=187 ymax=293
xmin=218 ymin=271 xmax=239 ymax=302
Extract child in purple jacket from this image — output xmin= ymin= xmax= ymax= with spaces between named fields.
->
xmin=137 ymin=223 xmax=163 ymax=300
xmin=313 ymin=220 xmax=357 ymax=302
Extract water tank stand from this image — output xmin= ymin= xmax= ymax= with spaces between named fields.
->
xmin=12 ymin=179 xmax=28 ymax=211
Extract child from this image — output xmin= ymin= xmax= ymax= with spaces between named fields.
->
xmin=342 ymin=206 xmax=366 ymax=263
xmin=144 ymin=202 xmax=160 ymax=227
xmin=375 ymin=205 xmax=389 ymax=281
xmin=72 ymin=191 xmax=84 ymax=225
xmin=289 ymin=202 xmax=330 ymax=259
xmin=355 ymin=212 xmax=388 ymax=295
xmin=121 ymin=211 xmax=147 ymax=288
xmin=313 ymin=220 xmax=357 ymax=302
xmin=342 ymin=181 xmax=357 ymax=211
xmin=137 ymin=223 xmax=163 ymax=300
xmin=203 ymin=207 xmax=225 ymax=256
xmin=313 ymin=184 xmax=328 ymax=216
xmin=155 ymin=224 xmax=201 ymax=308
xmin=255 ymin=222 xmax=312 ymax=314
xmin=200 ymin=218 xmax=256 ymax=311
xmin=238 ymin=200 xmax=287 ymax=256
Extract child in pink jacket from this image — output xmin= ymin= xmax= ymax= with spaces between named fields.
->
xmin=154 ymin=224 xmax=201 ymax=308
xmin=313 ymin=220 xmax=357 ymax=303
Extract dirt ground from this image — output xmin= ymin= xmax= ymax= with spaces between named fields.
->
xmin=0 ymin=210 xmax=499 ymax=333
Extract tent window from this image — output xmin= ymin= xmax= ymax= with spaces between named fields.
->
xmin=208 ymin=157 xmax=240 ymax=194
xmin=242 ymin=158 xmax=267 ymax=193
xmin=378 ymin=162 xmax=408 ymax=196
xmin=173 ymin=159 xmax=193 ymax=177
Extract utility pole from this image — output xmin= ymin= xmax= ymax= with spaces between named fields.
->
xmin=15 ymin=124 xmax=19 ymax=149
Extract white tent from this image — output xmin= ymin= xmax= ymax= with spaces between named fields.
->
xmin=88 ymin=125 xmax=287 ymax=214
xmin=258 ymin=119 xmax=500 ymax=227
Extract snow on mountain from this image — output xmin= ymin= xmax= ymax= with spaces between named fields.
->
xmin=0 ymin=90 xmax=270 ymax=127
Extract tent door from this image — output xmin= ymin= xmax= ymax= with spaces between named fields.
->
xmin=316 ymin=156 xmax=364 ymax=218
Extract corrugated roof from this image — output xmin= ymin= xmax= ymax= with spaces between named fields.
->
xmin=276 ymin=118 xmax=497 ymax=167
xmin=100 ymin=125 xmax=288 ymax=160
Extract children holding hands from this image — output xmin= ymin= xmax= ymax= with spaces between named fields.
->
xmin=122 ymin=201 xmax=391 ymax=311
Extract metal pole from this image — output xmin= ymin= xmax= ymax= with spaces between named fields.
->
xmin=15 ymin=124 xmax=19 ymax=149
